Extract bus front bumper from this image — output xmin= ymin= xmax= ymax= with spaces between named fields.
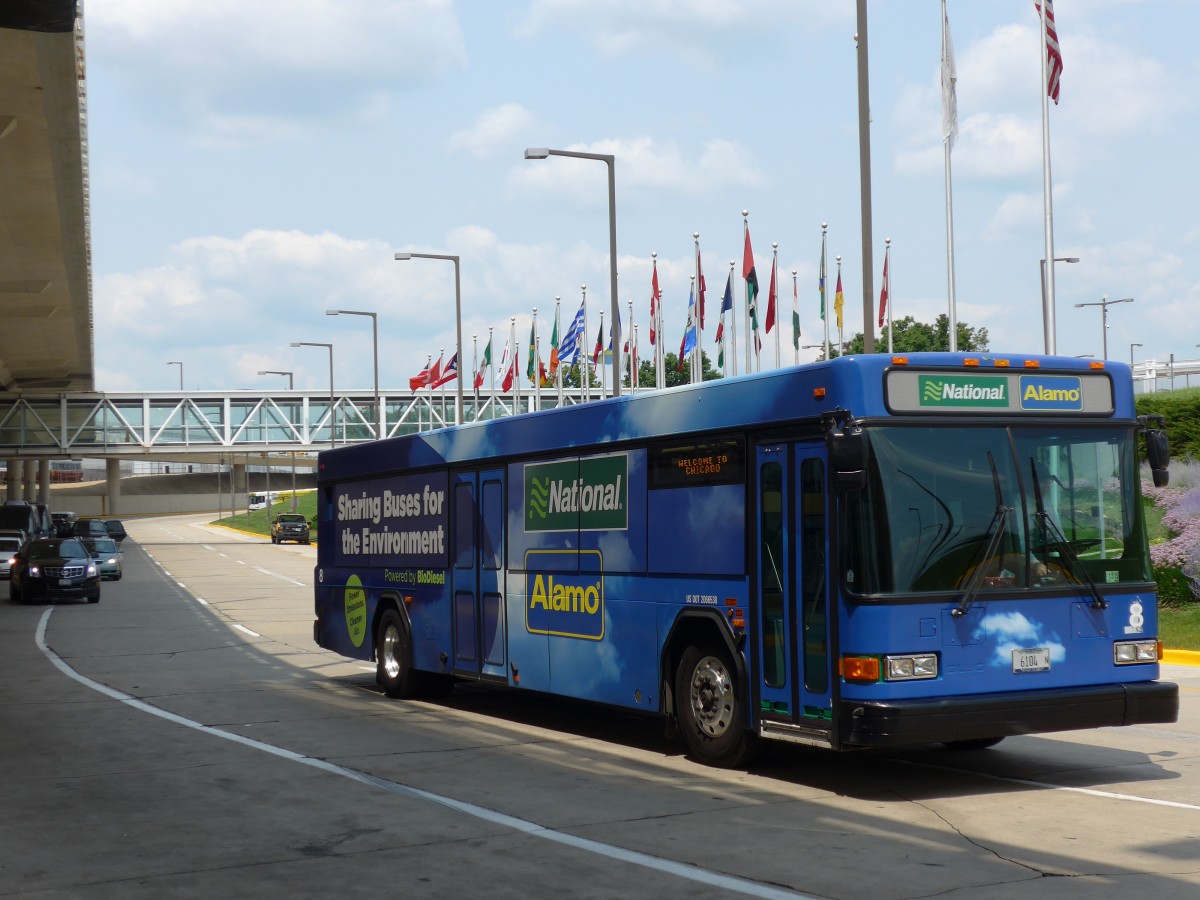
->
xmin=837 ymin=680 xmax=1179 ymax=749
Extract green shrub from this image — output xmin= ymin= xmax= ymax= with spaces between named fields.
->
xmin=1153 ymin=565 xmax=1195 ymax=608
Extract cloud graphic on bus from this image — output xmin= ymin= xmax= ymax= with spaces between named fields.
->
xmin=973 ymin=611 xmax=1066 ymax=668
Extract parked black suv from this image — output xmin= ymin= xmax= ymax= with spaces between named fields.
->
xmin=103 ymin=519 xmax=127 ymax=544
xmin=271 ymin=514 xmax=310 ymax=545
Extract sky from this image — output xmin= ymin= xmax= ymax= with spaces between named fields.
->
xmin=84 ymin=0 xmax=1200 ymax=394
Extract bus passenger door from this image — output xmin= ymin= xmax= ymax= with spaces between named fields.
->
xmin=450 ymin=469 xmax=507 ymax=680
xmin=755 ymin=443 xmax=833 ymax=741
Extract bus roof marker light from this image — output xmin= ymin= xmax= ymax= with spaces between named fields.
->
xmin=995 ymin=359 xmax=1010 ymax=368
xmin=891 ymin=356 xmax=908 ymax=365
xmin=813 ymin=387 xmax=826 ymax=399
xmin=1024 ymin=360 xmax=1040 ymax=368
xmin=1089 ymin=360 xmax=1105 ymax=370
xmin=963 ymin=359 xmax=979 ymax=367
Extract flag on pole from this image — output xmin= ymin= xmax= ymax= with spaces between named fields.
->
xmin=834 ymin=268 xmax=845 ymax=330
xmin=474 ymin=337 xmax=491 ymax=389
xmin=941 ymin=0 xmax=958 ymax=148
xmin=681 ymin=285 xmax=698 ymax=359
xmin=716 ymin=270 xmax=733 ymax=370
xmin=792 ymin=272 xmax=800 ymax=350
xmin=409 ymin=359 xmax=431 ymax=391
xmin=548 ymin=305 xmax=561 ymax=377
xmin=649 ymin=260 xmax=659 ymax=346
xmin=430 ymin=352 xmax=457 ymax=389
xmin=592 ymin=321 xmax=604 ymax=367
xmin=499 ymin=342 xmax=515 ymax=393
xmin=427 ymin=354 xmax=443 ymax=390
xmin=558 ymin=300 xmax=586 ymax=365
xmin=743 ymin=225 xmax=761 ymax=361
xmin=526 ymin=320 xmax=538 ymax=384
xmin=765 ymin=254 xmax=777 ymax=335
xmin=696 ymin=248 xmax=706 ymax=330
xmin=878 ymin=247 xmax=890 ymax=329
xmin=818 ymin=234 xmax=827 ymax=322
xmin=1035 ymin=0 xmax=1062 ymax=104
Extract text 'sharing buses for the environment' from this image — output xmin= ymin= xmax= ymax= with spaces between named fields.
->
xmin=312 ymin=353 xmax=1178 ymax=766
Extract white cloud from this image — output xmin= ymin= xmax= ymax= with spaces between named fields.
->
xmin=449 ymin=104 xmax=539 ymax=159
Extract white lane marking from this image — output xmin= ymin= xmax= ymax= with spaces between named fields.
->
xmin=233 ymin=623 xmax=261 ymax=638
xmin=896 ymin=758 xmax=1200 ymax=811
xmin=252 ymin=565 xmax=306 ymax=586
xmin=36 ymin=609 xmax=812 ymax=900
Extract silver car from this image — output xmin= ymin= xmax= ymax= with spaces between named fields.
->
xmin=0 ymin=534 xmax=22 ymax=579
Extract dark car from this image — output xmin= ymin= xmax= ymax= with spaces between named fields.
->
xmin=82 ymin=536 xmax=123 ymax=580
xmin=72 ymin=518 xmax=110 ymax=540
xmin=51 ymin=511 xmax=77 ymax=537
xmin=0 ymin=503 xmax=39 ymax=540
xmin=8 ymin=537 xmax=100 ymax=604
xmin=103 ymin=519 xmax=128 ymax=544
xmin=271 ymin=513 xmax=310 ymax=545
xmin=0 ymin=534 xmax=22 ymax=579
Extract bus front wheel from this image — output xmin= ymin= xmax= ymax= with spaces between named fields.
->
xmin=376 ymin=609 xmax=421 ymax=698
xmin=675 ymin=644 xmax=757 ymax=768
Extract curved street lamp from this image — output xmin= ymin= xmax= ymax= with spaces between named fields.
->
xmin=291 ymin=342 xmax=335 ymax=448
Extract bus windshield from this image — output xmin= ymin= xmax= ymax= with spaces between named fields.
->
xmin=845 ymin=425 xmax=1150 ymax=595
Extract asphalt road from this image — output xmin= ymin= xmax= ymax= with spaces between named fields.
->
xmin=2 ymin=513 xmax=1199 ymax=899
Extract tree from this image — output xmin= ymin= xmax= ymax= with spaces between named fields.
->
xmin=634 ymin=350 xmax=720 ymax=388
xmin=832 ymin=315 xmax=989 ymax=357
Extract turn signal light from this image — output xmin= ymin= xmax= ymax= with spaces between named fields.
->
xmin=840 ymin=655 xmax=880 ymax=683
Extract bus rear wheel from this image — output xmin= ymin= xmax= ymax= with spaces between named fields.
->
xmin=675 ymin=644 xmax=757 ymax=768
xmin=376 ymin=609 xmax=421 ymax=698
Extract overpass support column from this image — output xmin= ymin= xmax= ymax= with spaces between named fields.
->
xmin=106 ymin=459 xmax=122 ymax=516
xmin=38 ymin=459 xmax=50 ymax=506
xmin=233 ymin=462 xmax=247 ymax=511
xmin=5 ymin=459 xmax=20 ymax=500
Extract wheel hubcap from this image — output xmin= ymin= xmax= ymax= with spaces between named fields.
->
xmin=689 ymin=655 xmax=734 ymax=738
xmin=381 ymin=623 xmax=401 ymax=679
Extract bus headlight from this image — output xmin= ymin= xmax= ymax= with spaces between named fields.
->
xmin=1113 ymin=640 xmax=1159 ymax=664
xmin=884 ymin=653 xmax=939 ymax=681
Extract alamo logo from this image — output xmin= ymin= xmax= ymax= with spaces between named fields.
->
xmin=525 ymin=455 xmax=628 ymax=532
xmin=525 ymin=550 xmax=605 ymax=640
xmin=918 ymin=374 xmax=1009 ymax=408
xmin=1020 ymin=375 xmax=1084 ymax=411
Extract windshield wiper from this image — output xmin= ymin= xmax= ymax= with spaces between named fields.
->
xmin=953 ymin=452 xmax=1011 ymax=618
xmin=1030 ymin=459 xmax=1107 ymax=610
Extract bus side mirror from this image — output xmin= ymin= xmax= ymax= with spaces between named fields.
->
xmin=830 ymin=424 xmax=867 ymax=492
xmin=1147 ymin=429 xmax=1170 ymax=487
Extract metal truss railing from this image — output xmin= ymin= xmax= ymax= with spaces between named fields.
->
xmin=0 ymin=386 xmax=600 ymax=456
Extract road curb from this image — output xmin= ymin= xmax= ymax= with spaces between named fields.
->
xmin=1163 ymin=649 xmax=1200 ymax=667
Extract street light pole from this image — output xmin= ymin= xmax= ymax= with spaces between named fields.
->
xmin=167 ymin=360 xmax=183 ymax=390
xmin=259 ymin=369 xmax=298 ymax=510
xmin=291 ymin=342 xmax=335 ymax=448
xmin=1129 ymin=343 xmax=1142 ymax=367
xmin=394 ymin=252 xmax=464 ymax=425
xmin=1073 ymin=295 xmax=1134 ymax=360
xmin=1039 ymin=256 xmax=1080 ymax=355
xmin=524 ymin=147 xmax=621 ymax=397
xmin=326 ymin=309 xmax=381 ymax=439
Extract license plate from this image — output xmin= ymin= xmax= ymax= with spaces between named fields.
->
xmin=1013 ymin=647 xmax=1051 ymax=673
xmin=59 ymin=577 xmax=74 ymax=587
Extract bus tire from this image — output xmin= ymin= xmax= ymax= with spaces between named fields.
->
xmin=675 ymin=644 xmax=757 ymax=768
xmin=376 ymin=609 xmax=420 ymax=698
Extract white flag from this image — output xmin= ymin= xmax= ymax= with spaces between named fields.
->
xmin=941 ymin=0 xmax=958 ymax=149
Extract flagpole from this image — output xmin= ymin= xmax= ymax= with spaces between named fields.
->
xmin=743 ymin=213 xmax=752 ymax=372
xmin=633 ymin=323 xmax=639 ymax=393
xmin=1039 ymin=0 xmax=1058 ymax=354
xmin=657 ymin=271 xmax=665 ymax=388
xmin=597 ymin=309 xmax=605 ymax=400
xmin=942 ymin=0 xmax=959 ymax=353
xmin=728 ymin=260 xmax=737 ymax=377
xmin=531 ymin=307 xmax=539 ymax=412
xmin=885 ymin=239 xmax=893 ymax=353
xmin=437 ymin=347 xmax=445 ymax=427
xmin=821 ymin=224 xmax=830 ymax=360
xmin=510 ymin=317 xmax=519 ymax=415
xmin=693 ymin=233 xmax=702 ymax=383
xmin=487 ymin=326 xmax=495 ymax=419
xmin=420 ymin=353 xmax=429 ymax=432
xmin=554 ymin=296 xmax=564 ymax=406
xmin=472 ymin=333 xmax=478 ymax=416
xmin=581 ymin=285 xmax=590 ymax=403
xmin=650 ymin=254 xmax=663 ymax=390
xmin=627 ymin=298 xmax=635 ymax=392
xmin=772 ymin=243 xmax=780 ymax=369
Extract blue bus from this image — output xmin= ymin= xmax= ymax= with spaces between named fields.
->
xmin=312 ymin=352 xmax=1178 ymax=766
